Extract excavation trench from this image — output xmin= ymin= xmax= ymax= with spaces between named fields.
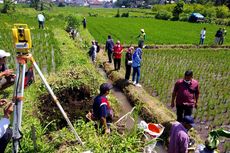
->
xmin=38 ymin=85 xmax=93 ymax=131
xmin=97 ymin=65 xmax=167 ymax=153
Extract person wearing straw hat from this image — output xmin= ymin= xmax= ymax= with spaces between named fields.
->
xmin=0 ymin=50 xmax=15 ymax=90
xmin=168 ymin=116 xmax=195 ymax=153
xmin=137 ymin=29 xmax=146 ymax=48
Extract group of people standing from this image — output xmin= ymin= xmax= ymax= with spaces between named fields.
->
xmin=199 ymin=27 xmax=227 ymax=45
xmin=105 ymin=32 xmax=144 ymax=87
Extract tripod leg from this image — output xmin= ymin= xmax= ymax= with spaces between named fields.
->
xmin=30 ymin=56 xmax=83 ymax=145
xmin=12 ymin=62 xmax=26 ymax=153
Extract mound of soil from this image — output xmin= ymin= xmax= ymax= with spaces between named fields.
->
xmin=38 ymin=85 xmax=93 ymax=131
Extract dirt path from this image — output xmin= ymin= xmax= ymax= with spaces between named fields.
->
xmin=96 ymin=66 xmax=167 ymax=153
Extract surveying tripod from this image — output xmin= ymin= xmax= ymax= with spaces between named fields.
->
xmin=12 ymin=24 xmax=83 ymax=153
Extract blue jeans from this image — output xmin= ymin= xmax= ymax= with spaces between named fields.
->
xmin=199 ymin=38 xmax=204 ymax=45
xmin=132 ymin=66 xmax=140 ymax=83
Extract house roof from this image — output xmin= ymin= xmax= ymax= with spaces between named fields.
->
xmin=88 ymin=0 xmax=103 ymax=5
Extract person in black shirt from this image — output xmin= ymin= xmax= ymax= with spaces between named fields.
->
xmin=105 ymin=35 xmax=114 ymax=63
xmin=125 ymin=47 xmax=134 ymax=82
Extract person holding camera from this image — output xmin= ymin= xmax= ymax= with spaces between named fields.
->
xmin=0 ymin=50 xmax=15 ymax=90
xmin=0 ymin=100 xmax=14 ymax=152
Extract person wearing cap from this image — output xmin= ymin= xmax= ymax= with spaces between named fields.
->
xmin=168 ymin=116 xmax=195 ymax=153
xmin=171 ymin=70 xmax=199 ymax=122
xmin=0 ymin=100 xmax=14 ymax=152
xmin=105 ymin=35 xmax=114 ymax=63
xmin=137 ymin=29 xmax=146 ymax=48
xmin=132 ymin=44 xmax=143 ymax=87
xmin=0 ymin=50 xmax=15 ymax=90
xmin=113 ymin=40 xmax=123 ymax=71
xmin=125 ymin=46 xmax=134 ymax=81
xmin=37 ymin=12 xmax=45 ymax=29
xmin=92 ymin=83 xmax=113 ymax=134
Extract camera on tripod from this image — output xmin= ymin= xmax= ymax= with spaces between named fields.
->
xmin=12 ymin=24 xmax=32 ymax=53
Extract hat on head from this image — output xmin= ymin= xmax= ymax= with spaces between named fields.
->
xmin=183 ymin=116 xmax=195 ymax=127
xmin=116 ymin=40 xmax=120 ymax=44
xmin=0 ymin=50 xmax=10 ymax=58
xmin=100 ymin=83 xmax=113 ymax=93
xmin=141 ymin=29 xmax=145 ymax=32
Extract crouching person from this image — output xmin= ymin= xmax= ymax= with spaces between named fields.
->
xmin=0 ymin=50 xmax=15 ymax=90
xmin=92 ymin=83 xmax=113 ymax=134
xmin=0 ymin=100 xmax=14 ymax=152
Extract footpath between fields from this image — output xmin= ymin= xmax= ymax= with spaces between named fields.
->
xmin=100 ymin=44 xmax=230 ymax=50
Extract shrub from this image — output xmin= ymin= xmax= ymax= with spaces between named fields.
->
xmin=121 ymin=12 xmax=129 ymax=17
xmin=203 ymin=7 xmax=216 ymax=18
xmin=155 ymin=10 xmax=172 ymax=20
xmin=65 ymin=15 xmax=81 ymax=30
xmin=193 ymin=4 xmax=204 ymax=13
xmin=179 ymin=13 xmax=189 ymax=21
xmin=152 ymin=4 xmax=175 ymax=12
xmin=88 ymin=12 xmax=98 ymax=17
xmin=58 ymin=2 xmax=65 ymax=7
xmin=216 ymin=6 xmax=230 ymax=18
xmin=172 ymin=1 xmax=184 ymax=20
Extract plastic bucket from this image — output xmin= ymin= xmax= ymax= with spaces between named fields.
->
xmin=148 ymin=123 xmax=160 ymax=133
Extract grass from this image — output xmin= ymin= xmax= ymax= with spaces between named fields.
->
xmin=87 ymin=17 xmax=230 ymax=45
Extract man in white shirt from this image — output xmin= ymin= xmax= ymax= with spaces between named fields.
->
xmin=0 ymin=99 xmax=14 ymax=152
xmin=37 ymin=13 xmax=45 ymax=29
xmin=199 ymin=27 xmax=206 ymax=45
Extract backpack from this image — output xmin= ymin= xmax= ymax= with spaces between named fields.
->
xmin=96 ymin=45 xmax=100 ymax=53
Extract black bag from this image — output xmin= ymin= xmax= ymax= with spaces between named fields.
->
xmin=96 ymin=45 xmax=100 ymax=53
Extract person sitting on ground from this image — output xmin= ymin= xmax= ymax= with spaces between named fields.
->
xmin=92 ymin=83 xmax=113 ymax=134
xmin=113 ymin=40 xmax=123 ymax=71
xmin=132 ymin=44 xmax=143 ymax=87
xmin=0 ymin=100 xmax=14 ymax=153
xmin=125 ymin=46 xmax=134 ymax=82
xmin=0 ymin=50 xmax=15 ymax=90
xmin=168 ymin=116 xmax=195 ymax=153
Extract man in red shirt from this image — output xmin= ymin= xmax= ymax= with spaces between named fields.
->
xmin=113 ymin=41 xmax=123 ymax=71
xmin=171 ymin=70 xmax=199 ymax=122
